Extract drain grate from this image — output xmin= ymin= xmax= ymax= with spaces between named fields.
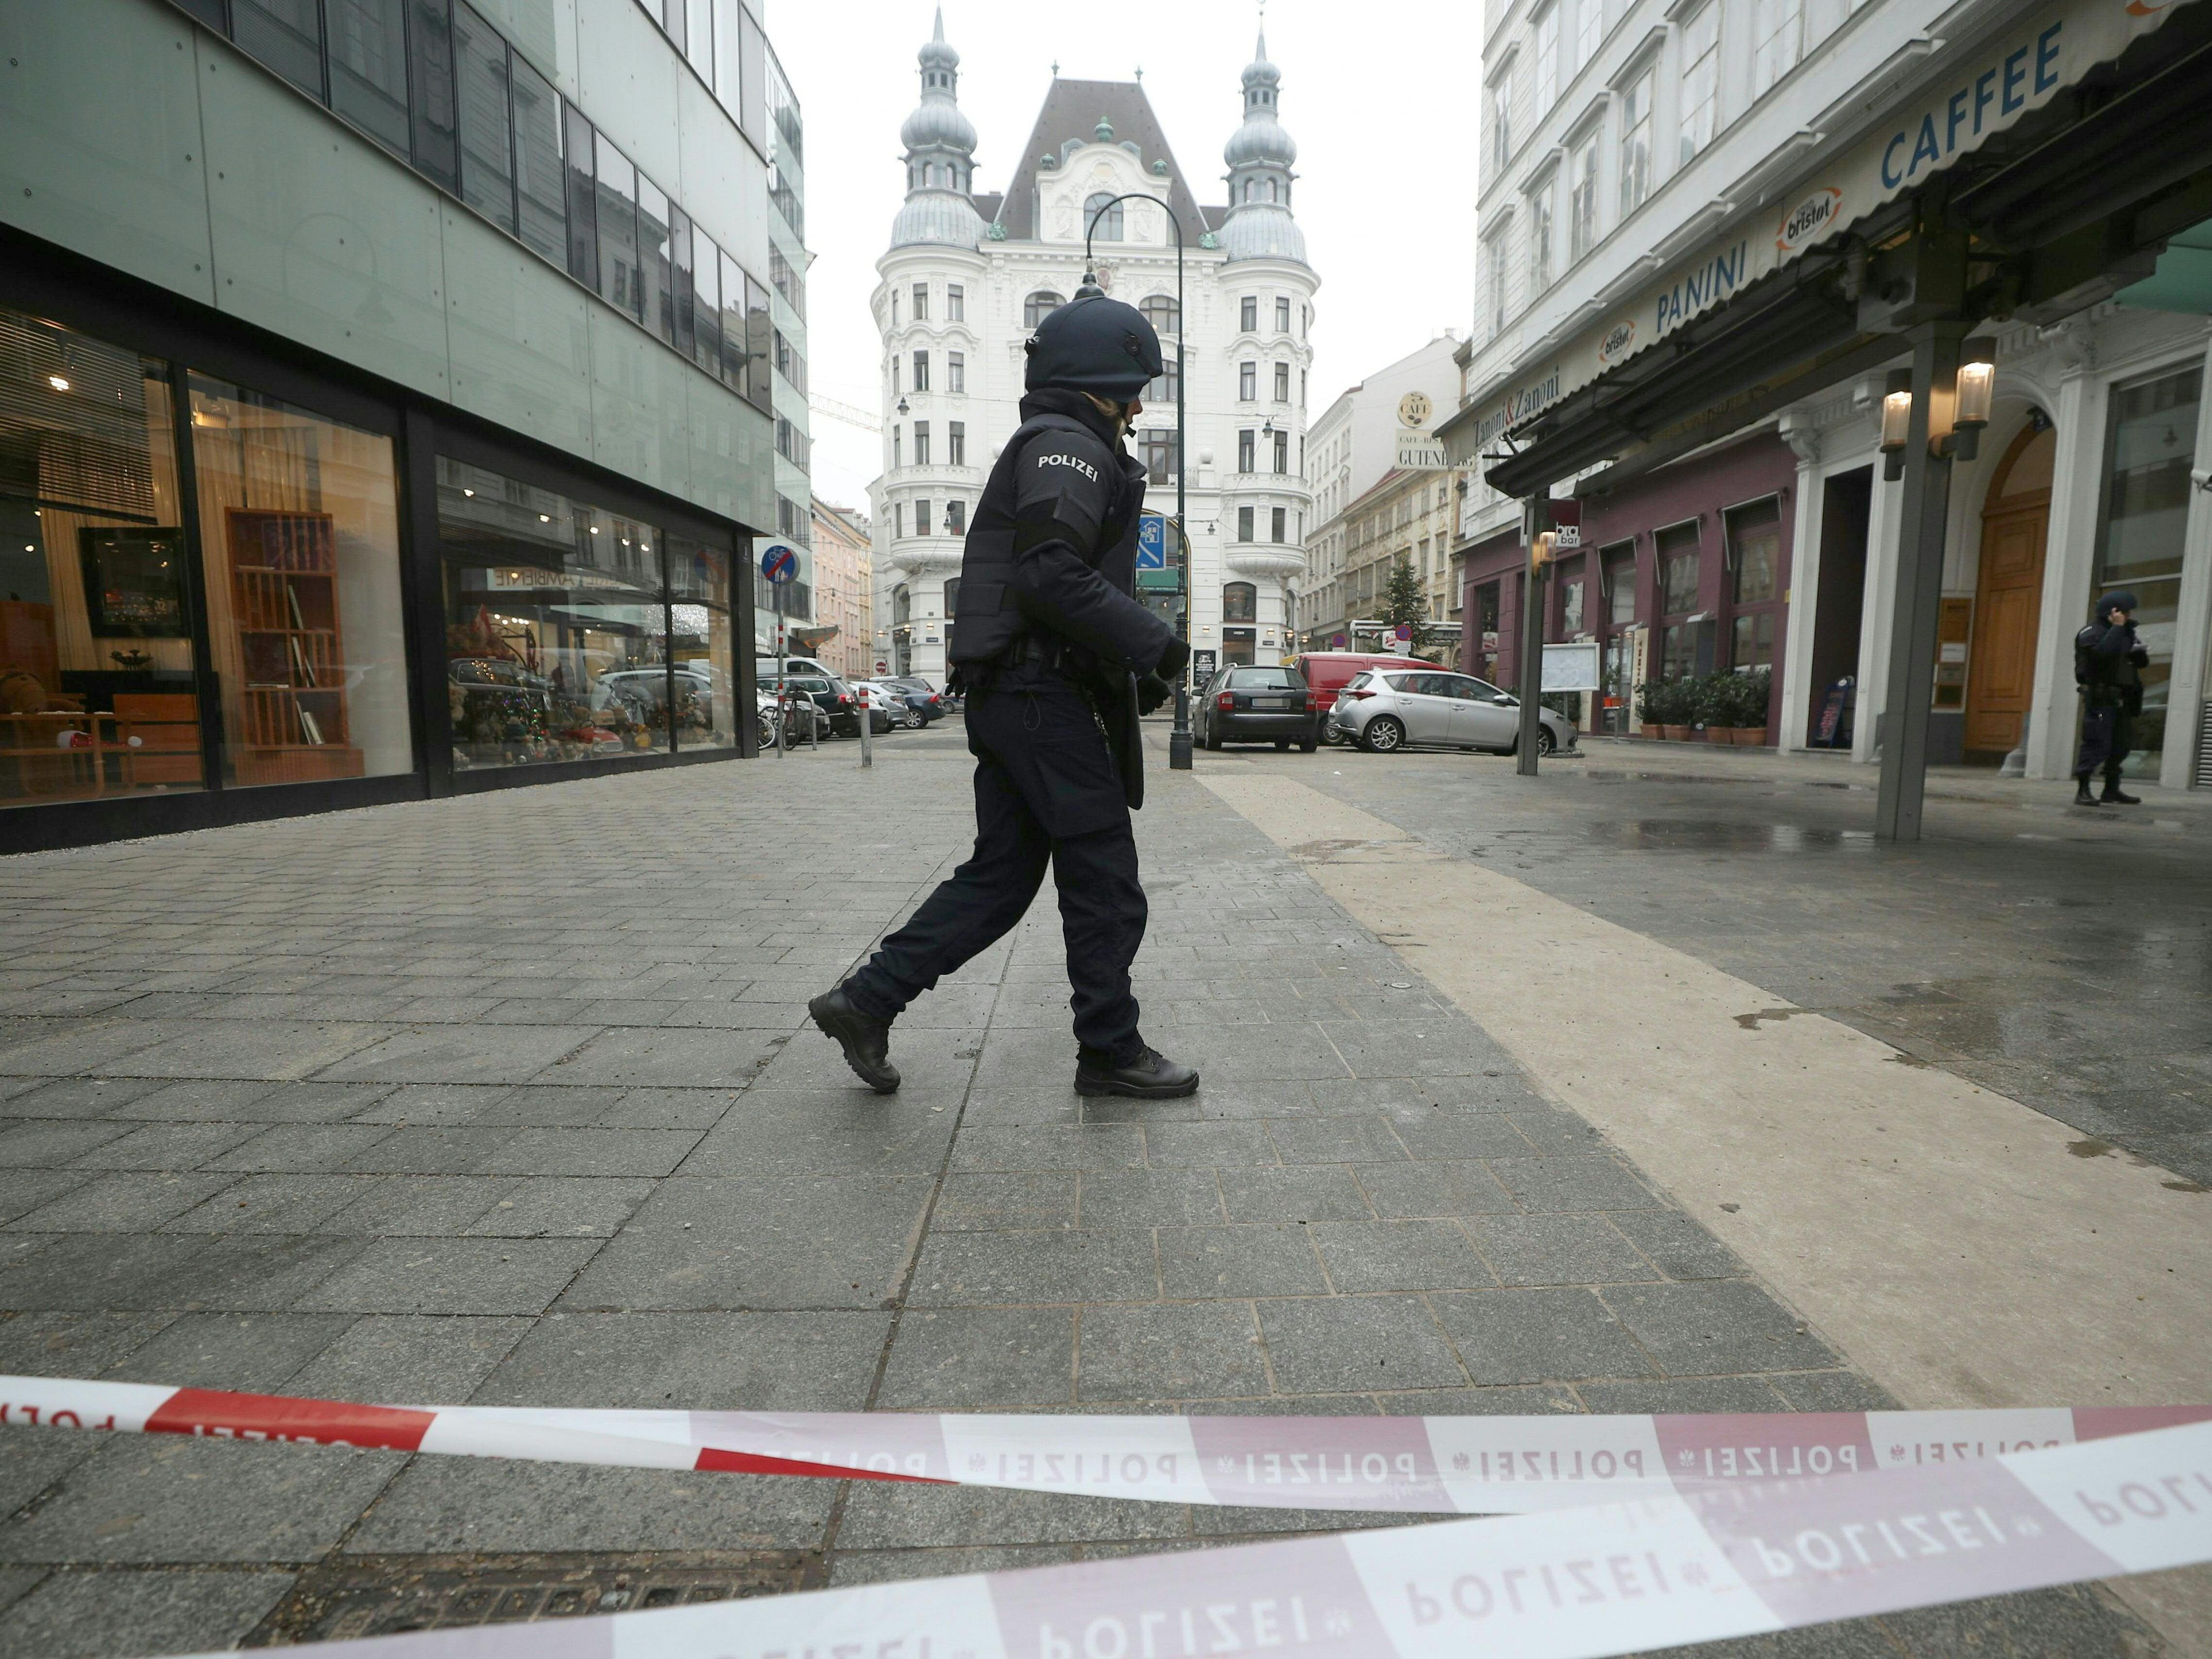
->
xmin=252 ymin=1552 xmax=812 ymax=1644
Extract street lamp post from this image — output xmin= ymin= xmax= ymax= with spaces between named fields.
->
xmin=1078 ymin=193 xmax=1192 ymax=770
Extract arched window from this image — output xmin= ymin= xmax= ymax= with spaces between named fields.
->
xmin=1024 ymin=290 xmax=1064 ymax=328
xmin=1139 ymin=295 xmax=1180 ymax=336
xmin=1084 ymin=193 xmax=1124 ymax=241
xmin=1222 ymin=582 xmax=1257 ymax=623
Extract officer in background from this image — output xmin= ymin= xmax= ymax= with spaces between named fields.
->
xmin=809 ymin=293 xmax=1198 ymax=1099
xmin=2073 ymin=588 xmax=2149 ymax=805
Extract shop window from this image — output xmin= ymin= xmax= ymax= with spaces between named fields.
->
xmin=1601 ymin=541 xmax=1636 ymax=624
xmin=1731 ymin=611 xmax=1776 ymax=672
xmin=0 ymin=312 xmax=204 ymax=808
xmin=1223 ymin=628 xmax=1256 ymax=666
xmin=2092 ymin=366 xmax=2203 ymax=770
xmin=1223 ymin=582 xmax=1257 ymax=624
xmin=1657 ymin=521 xmax=1701 ymax=615
xmin=437 ymin=457 xmax=691 ymax=768
xmin=188 ymin=375 xmax=411 ymax=788
xmin=1728 ymin=497 xmax=1781 ymax=603
xmin=1559 ymin=559 xmax=1585 ymax=633
xmin=666 ymin=534 xmax=739 ymax=749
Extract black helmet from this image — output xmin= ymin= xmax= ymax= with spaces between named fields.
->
xmin=1024 ymin=294 xmax=1163 ymax=400
xmin=2096 ymin=589 xmax=2140 ymax=618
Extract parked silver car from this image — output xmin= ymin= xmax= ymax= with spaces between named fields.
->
xmin=1332 ymin=667 xmax=1574 ymax=757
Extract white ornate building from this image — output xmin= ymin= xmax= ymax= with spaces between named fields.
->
xmin=869 ymin=13 xmax=1318 ymax=680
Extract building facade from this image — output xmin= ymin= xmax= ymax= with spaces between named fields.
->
xmin=0 ymin=0 xmax=810 ymax=852
xmin=869 ymin=15 xmax=1318 ymax=682
xmin=1445 ymin=0 xmax=2212 ymax=787
xmin=807 ymin=497 xmax=873 ymax=682
xmin=1300 ymin=333 xmax=1465 ymax=649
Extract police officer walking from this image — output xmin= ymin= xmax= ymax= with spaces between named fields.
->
xmin=2072 ymin=588 xmax=2150 ymax=805
xmin=808 ymin=293 xmax=1199 ymax=1099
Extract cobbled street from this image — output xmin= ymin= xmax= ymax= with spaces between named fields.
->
xmin=0 ymin=726 xmax=2200 ymax=1656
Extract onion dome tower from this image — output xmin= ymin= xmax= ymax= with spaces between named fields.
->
xmin=1219 ymin=27 xmax=1306 ymax=264
xmin=891 ymin=9 xmax=986 ymax=249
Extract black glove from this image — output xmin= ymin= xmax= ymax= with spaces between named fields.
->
xmin=1155 ymin=637 xmax=1191 ymax=680
xmin=1136 ymin=673 xmax=1172 ymax=716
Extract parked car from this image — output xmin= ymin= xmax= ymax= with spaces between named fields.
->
xmin=1332 ymin=667 xmax=1574 ymax=757
xmin=1195 ymin=664 xmax=1319 ymax=752
xmin=754 ymin=655 xmax=835 ymax=683
xmin=757 ymin=687 xmax=830 ymax=746
xmin=876 ymin=677 xmax=948 ymax=726
xmin=1286 ymin=651 xmax=1426 ymax=744
xmin=848 ymin=680 xmax=898 ymax=734
xmin=780 ymin=672 xmax=876 ymax=738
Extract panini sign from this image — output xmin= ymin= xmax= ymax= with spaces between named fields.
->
xmin=1446 ymin=0 xmax=2195 ymax=471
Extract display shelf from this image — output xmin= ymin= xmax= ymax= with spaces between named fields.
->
xmin=224 ymin=509 xmax=366 ymax=786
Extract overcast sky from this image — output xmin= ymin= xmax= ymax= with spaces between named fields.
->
xmin=768 ymin=0 xmax=1481 ymax=510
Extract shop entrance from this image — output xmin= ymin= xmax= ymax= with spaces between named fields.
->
xmin=1964 ymin=423 xmax=2054 ymax=758
xmin=1803 ymin=468 xmax=1871 ymax=747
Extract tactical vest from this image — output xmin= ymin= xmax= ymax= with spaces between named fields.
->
xmin=948 ymin=412 xmax=1143 ymax=670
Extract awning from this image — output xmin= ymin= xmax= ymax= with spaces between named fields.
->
xmin=1452 ymin=0 xmax=2212 ymax=498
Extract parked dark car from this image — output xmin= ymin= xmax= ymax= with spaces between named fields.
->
xmin=784 ymin=673 xmax=874 ymax=738
xmin=879 ymin=677 xmax=947 ymax=727
xmin=1196 ymin=664 xmax=1319 ymax=752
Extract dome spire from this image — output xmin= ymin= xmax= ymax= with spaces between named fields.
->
xmin=1220 ymin=15 xmax=1305 ymax=265
xmin=892 ymin=9 xmax=984 ymax=249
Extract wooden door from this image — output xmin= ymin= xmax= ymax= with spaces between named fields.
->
xmin=1965 ymin=425 xmax=2054 ymax=753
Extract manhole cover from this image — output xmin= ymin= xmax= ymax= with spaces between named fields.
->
xmin=254 ymin=1552 xmax=811 ymax=1644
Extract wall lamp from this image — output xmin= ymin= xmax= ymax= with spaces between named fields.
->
xmin=1879 ymin=336 xmax=1997 ymax=481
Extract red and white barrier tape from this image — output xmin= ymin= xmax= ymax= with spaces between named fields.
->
xmin=3 ymin=1375 xmax=2206 ymax=1515
xmin=136 ymin=1417 xmax=2212 ymax=1659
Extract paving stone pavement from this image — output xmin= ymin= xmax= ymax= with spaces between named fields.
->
xmin=0 ymin=724 xmax=2162 ymax=1656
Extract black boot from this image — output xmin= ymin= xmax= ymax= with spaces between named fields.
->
xmin=808 ymin=987 xmax=900 ymax=1094
xmin=2073 ymin=775 xmax=2101 ymax=805
xmin=1075 ymin=1045 xmax=1201 ymax=1099
xmin=2100 ymin=778 xmax=2141 ymax=805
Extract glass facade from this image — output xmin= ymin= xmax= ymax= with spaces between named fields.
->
xmin=2093 ymin=367 xmax=2202 ymax=773
xmin=439 ymin=458 xmax=737 ymax=769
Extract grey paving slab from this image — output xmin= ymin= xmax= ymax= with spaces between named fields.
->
xmin=1464 ymin=1213 xmax=1661 ymax=1286
xmin=1430 ymin=1287 xmax=1657 ymax=1384
xmin=1262 ymin=1115 xmax=1412 ymax=1164
xmin=1138 ymin=1121 xmax=1273 ymax=1168
xmin=0 ymin=1171 xmax=91 ymax=1229
xmin=1309 ymin=1219 xmax=1499 ymax=1292
xmin=102 ymin=1021 xmax=396 ymax=1081
xmin=558 ymin=1177 xmax=932 ymax=1311
xmin=680 ymin=1090 xmax=955 ymax=1177
xmin=0 ymin=1311 xmax=179 ymax=1378
xmin=0 ymin=1078 xmax=167 ymax=1120
xmin=6 ymin=1174 xmax=239 ymax=1236
xmin=294 ymin=1237 xmax=602 ymax=1315
xmin=1607 ymin=1208 xmax=1749 ymax=1279
xmin=1255 ymin=1294 xmax=1469 ymax=1393
xmin=317 ymin=1025 xmax=600 ymax=1085
xmin=201 ymin=1123 xmax=400 ymax=1172
xmin=103 ymin=1312 xmax=356 ymax=1391
xmin=535 ymin=1028 xmax=783 ymax=1089
xmin=1076 ymin=1169 xmax=1224 ymax=1226
xmin=0 ymin=1121 xmax=138 ymax=1168
xmin=461 ymin=1177 xmax=656 ymax=1237
xmin=832 ymin=1481 xmax=1186 ymax=1549
xmin=0 ymin=1432 xmax=97 ymax=1521
xmin=934 ymin=1172 xmax=1076 ymax=1231
xmin=320 ymin=1176 xmax=515 ymax=1236
xmin=283 ymin=1316 xmax=532 ymax=1404
xmin=1076 ymin=1300 xmax=1269 ymax=1400
xmin=876 ymin=1306 xmax=1076 ymax=1408
xmin=1602 ymin=1279 xmax=1839 ymax=1375
xmin=0 ymin=1567 xmax=296 ymax=1659
xmin=1386 ymin=1110 xmax=1542 ymax=1161
xmin=952 ymin=1124 xmax=1144 ymax=1171
xmin=594 ymin=1087 xmax=743 ymax=1130
xmin=0 ymin=1435 xmax=403 ymax=1563
xmin=475 ymin=1311 xmax=889 ymax=1410
xmin=1487 ymin=1154 xmax=1661 ymax=1212
xmin=1351 ymin=1159 xmax=1520 ymax=1218
xmin=910 ymin=1229 xmax=1159 ymax=1306
xmin=1156 ymin=1225 xmax=1330 ymax=1298
xmin=1216 ymin=1165 xmax=1373 ymax=1222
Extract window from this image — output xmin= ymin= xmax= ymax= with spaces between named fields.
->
xmin=891 ymin=425 xmax=900 ymax=466
xmin=942 ymin=421 xmax=963 ymax=467
xmin=913 ymin=422 xmax=930 ymax=465
xmin=914 ymin=497 xmax=931 ymax=534
xmin=1140 ymin=430 xmax=1176 ymax=483
xmin=773 ymin=328 xmax=806 ymax=394
xmin=1273 ymin=430 xmax=1290 ymax=473
xmin=594 ymin=134 xmax=643 ymax=321
xmin=889 ymin=289 xmax=898 ymax=326
xmin=894 ymin=502 xmax=903 ymax=537
xmin=912 ymin=282 xmax=928 ymax=320
xmin=1024 ymin=291 xmax=1063 ymax=328
xmin=1680 ymin=2 xmax=1719 ymax=163
xmin=1237 ymin=506 xmax=1255 ymax=542
xmin=511 ymin=52 xmax=565 ymax=266
xmin=890 ymin=357 xmax=899 ymax=397
xmin=1223 ymin=582 xmax=1257 ymax=622
xmin=947 ymin=284 xmax=965 ymax=321
xmin=1485 ymin=227 xmax=1511 ymax=335
xmin=947 ymin=351 xmax=965 ymax=394
xmin=1528 ymin=174 xmax=1555 ymax=292
xmin=912 ymin=350 xmax=929 ymax=393
xmin=1239 ymin=362 xmax=1257 ymax=402
xmin=2092 ymin=367 xmax=2202 ymax=766
xmin=1602 ymin=542 xmax=1637 ymax=624
xmin=1084 ymin=192 xmax=1123 ymax=240
xmin=1618 ymin=71 xmax=1652 ymax=217
xmin=1271 ymin=507 xmax=1287 ymax=543
xmin=1144 ymin=352 xmax=1180 ymax=406
xmin=945 ymin=500 xmax=966 ymax=535
xmin=454 ymin=4 xmax=516 ymax=235
xmin=1728 ymin=498 xmax=1781 ymax=605
xmin=1274 ymin=296 xmax=1291 ymax=333
xmin=1489 ymin=67 xmax=1514 ymax=170
xmin=1140 ymin=295 xmax=1181 ymax=338
xmin=1238 ymin=430 xmax=1257 ymax=472
xmin=1274 ymin=362 xmax=1290 ymax=402
xmin=1534 ymin=4 xmax=1559 ymax=112
xmin=1569 ymin=132 xmax=1600 ymax=261
xmin=1658 ymin=522 xmax=1701 ymax=615
xmin=1574 ymin=0 xmax=1603 ymax=68
xmin=1753 ymin=0 xmax=1804 ymax=95
xmin=1240 ymin=295 xmax=1259 ymax=333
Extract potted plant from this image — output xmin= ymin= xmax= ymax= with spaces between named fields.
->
xmin=1678 ymin=675 xmax=1718 ymax=741
xmin=1733 ymin=670 xmax=1773 ymax=744
xmin=1635 ymin=679 xmax=1670 ymax=738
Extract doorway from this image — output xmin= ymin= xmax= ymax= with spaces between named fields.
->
xmin=1804 ymin=467 xmax=1871 ymax=746
xmin=1964 ymin=422 xmax=2054 ymax=758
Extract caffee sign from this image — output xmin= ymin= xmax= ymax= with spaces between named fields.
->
xmin=1395 ymin=390 xmax=1447 ymax=470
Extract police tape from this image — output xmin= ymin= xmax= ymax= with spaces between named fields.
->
xmin=151 ymin=1417 xmax=2212 ymax=1659
xmin=3 ymin=1374 xmax=2206 ymax=1516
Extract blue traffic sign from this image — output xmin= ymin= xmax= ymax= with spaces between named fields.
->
xmin=760 ymin=544 xmax=799 ymax=584
xmin=1136 ymin=514 xmax=1166 ymax=570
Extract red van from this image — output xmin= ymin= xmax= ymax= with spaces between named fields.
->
xmin=1285 ymin=651 xmax=1435 ymax=743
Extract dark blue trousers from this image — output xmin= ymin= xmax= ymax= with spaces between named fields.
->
xmin=2074 ymin=704 xmax=2134 ymax=783
xmin=847 ymin=679 xmax=1146 ymax=1063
